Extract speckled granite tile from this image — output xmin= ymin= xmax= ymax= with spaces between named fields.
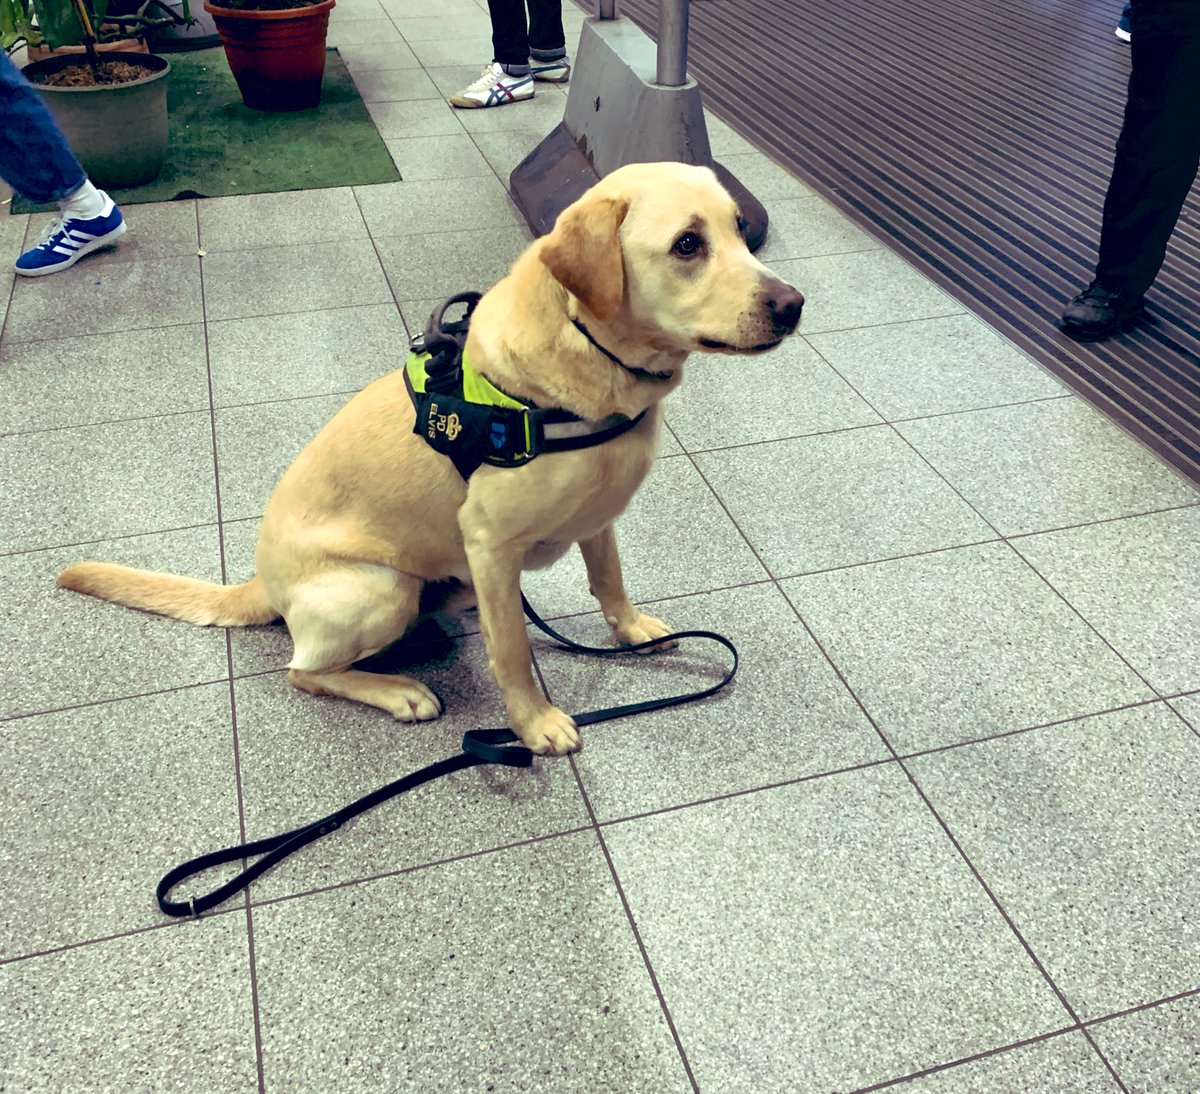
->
xmin=201 ymin=240 xmax=392 ymax=322
xmin=1171 ymin=693 xmax=1200 ymax=735
xmin=233 ymin=635 xmax=586 ymax=901
xmin=471 ymin=128 xmax=562 ymax=182
xmin=197 ymin=187 xmax=367 ymax=253
xmin=364 ymin=98 xmax=465 ymax=139
xmin=533 ymin=584 xmax=888 ymax=819
xmin=375 ymin=225 xmax=529 ymax=302
xmin=768 ymin=249 xmax=963 ymax=334
xmin=806 ymin=313 xmax=1067 ymax=420
xmin=357 ymin=177 xmax=524 ymax=238
xmin=1 ymin=324 xmax=209 ymax=434
xmin=352 ymin=66 xmax=441 ymax=103
xmin=1 ymin=526 xmax=228 ymax=719
xmin=325 ymin=16 xmax=401 ymax=45
xmin=207 ymin=304 xmax=406 ymax=407
xmin=0 ymin=411 xmax=217 ymax=553
xmin=518 ymin=454 xmax=768 ymax=619
xmin=782 ymin=543 xmax=1153 ymax=752
xmin=894 ymin=1033 xmax=1117 ymax=1092
xmin=896 ymin=399 xmax=1198 ymax=535
xmin=909 ymin=705 xmax=1200 ymax=1018
xmin=384 ymin=134 xmax=493 ymax=180
xmin=603 ymin=764 xmax=1068 ymax=1092
xmin=663 ymin=334 xmax=881 ymax=452
xmin=251 ymin=834 xmax=691 ymax=1093
xmin=1089 ymin=996 xmax=1200 ymax=1093
xmin=214 ymin=393 xmax=349 ymax=521
xmin=334 ymin=40 xmax=420 ymax=70
xmin=696 ymin=426 xmax=995 ymax=576
xmin=0 ymin=917 xmax=257 ymax=1092
xmin=389 ymin=12 xmax=491 ymax=40
xmin=1013 ymin=507 xmax=1200 ymax=696
xmin=1 ymin=684 xmax=239 ymax=957
xmin=756 ymin=194 xmax=879 ymax=262
xmin=713 ymin=152 xmax=814 ymax=201
xmin=3 ymin=254 xmax=202 ymax=341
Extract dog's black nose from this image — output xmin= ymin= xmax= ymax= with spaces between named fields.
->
xmin=765 ymin=280 xmax=805 ymax=332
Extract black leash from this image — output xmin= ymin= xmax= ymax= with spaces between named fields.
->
xmin=156 ymin=596 xmax=737 ymax=918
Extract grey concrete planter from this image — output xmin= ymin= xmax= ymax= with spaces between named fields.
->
xmin=23 ymin=52 xmax=171 ymax=189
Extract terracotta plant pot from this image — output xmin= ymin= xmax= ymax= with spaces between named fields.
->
xmin=203 ymin=0 xmax=334 ymax=112
xmin=22 ymin=52 xmax=170 ymax=188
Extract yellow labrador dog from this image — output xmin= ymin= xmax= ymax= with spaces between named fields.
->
xmin=59 ymin=162 xmax=804 ymax=755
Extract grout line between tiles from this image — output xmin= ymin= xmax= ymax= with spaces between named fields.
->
xmin=200 ymin=205 xmax=268 ymax=1094
xmin=245 ymin=826 xmax=594 ymax=913
xmin=563 ymin=753 xmax=702 ymax=1093
xmin=847 ymin=1023 xmax=1081 ymax=1092
xmin=0 ymin=905 xmax=246 ymax=969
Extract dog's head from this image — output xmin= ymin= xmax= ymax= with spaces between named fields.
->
xmin=539 ymin=161 xmax=804 ymax=354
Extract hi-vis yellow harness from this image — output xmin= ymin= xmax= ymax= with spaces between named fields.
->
xmin=403 ymin=293 xmax=646 ymax=480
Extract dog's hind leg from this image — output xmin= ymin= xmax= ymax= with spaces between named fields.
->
xmin=283 ymin=564 xmax=443 ymax=722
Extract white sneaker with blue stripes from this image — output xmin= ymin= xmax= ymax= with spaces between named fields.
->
xmin=449 ymin=62 xmax=534 ymax=109
xmin=15 ymin=193 xmax=126 ymax=277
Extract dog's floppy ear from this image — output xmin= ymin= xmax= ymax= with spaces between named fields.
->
xmin=540 ymin=195 xmax=630 ymax=322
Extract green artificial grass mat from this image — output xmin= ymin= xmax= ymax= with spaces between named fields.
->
xmin=10 ymin=47 xmax=398 ymax=213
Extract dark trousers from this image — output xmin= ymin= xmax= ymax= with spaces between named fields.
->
xmin=1096 ymin=0 xmax=1200 ymax=296
xmin=487 ymin=0 xmax=566 ymax=66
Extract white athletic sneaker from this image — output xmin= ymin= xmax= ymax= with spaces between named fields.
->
xmin=449 ymin=62 xmax=534 ymax=109
xmin=530 ymin=56 xmax=571 ymax=82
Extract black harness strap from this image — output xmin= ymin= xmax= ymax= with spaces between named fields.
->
xmin=156 ymin=596 xmax=737 ymax=918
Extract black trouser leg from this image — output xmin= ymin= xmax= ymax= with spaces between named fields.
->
xmin=528 ymin=0 xmax=566 ymax=60
xmin=488 ymin=0 xmax=530 ymax=68
xmin=1095 ymin=0 xmax=1200 ymax=296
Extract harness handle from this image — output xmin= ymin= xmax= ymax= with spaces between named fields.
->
xmin=156 ymin=597 xmax=738 ymax=918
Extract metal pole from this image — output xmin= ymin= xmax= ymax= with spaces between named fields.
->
xmin=597 ymin=0 xmax=617 ymax=19
xmin=655 ymin=0 xmax=689 ymax=86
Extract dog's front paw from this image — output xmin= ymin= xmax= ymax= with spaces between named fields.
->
xmin=387 ymin=679 xmax=443 ymax=722
xmin=517 ymin=706 xmax=581 ymax=756
xmin=609 ymin=612 xmax=679 ymax=654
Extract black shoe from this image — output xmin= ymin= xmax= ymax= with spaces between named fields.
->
xmin=1059 ymin=281 xmax=1145 ymax=341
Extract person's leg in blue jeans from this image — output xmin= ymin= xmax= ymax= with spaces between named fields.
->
xmin=0 ymin=53 xmax=126 ymax=277
xmin=449 ymin=0 xmax=569 ymax=109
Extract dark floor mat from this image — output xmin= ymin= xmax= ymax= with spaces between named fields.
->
xmin=617 ymin=0 xmax=1200 ymax=487
xmin=11 ymin=46 xmax=398 ymax=213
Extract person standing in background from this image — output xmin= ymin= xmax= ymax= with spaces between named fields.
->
xmin=1060 ymin=0 xmax=1200 ymax=340
xmin=449 ymin=0 xmax=570 ymax=109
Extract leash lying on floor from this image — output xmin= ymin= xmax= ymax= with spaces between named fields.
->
xmin=156 ymin=595 xmax=737 ymax=918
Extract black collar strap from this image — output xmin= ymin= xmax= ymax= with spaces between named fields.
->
xmin=571 ymin=318 xmax=675 ymax=383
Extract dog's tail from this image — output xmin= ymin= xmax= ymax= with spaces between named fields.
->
xmin=57 ymin=562 xmax=278 ymax=627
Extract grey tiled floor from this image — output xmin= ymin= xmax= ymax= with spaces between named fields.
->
xmin=3 ymin=7 xmax=1200 ymax=1092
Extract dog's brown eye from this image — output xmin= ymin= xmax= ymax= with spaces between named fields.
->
xmin=672 ymin=231 xmax=704 ymax=258
xmin=736 ymin=216 xmax=748 ymax=238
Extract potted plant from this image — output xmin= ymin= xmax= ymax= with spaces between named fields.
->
xmin=2 ymin=0 xmax=185 ymax=187
xmin=203 ymin=0 xmax=334 ymax=112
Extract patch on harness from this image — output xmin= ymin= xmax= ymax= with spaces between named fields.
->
xmin=403 ymin=294 xmax=648 ymax=481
